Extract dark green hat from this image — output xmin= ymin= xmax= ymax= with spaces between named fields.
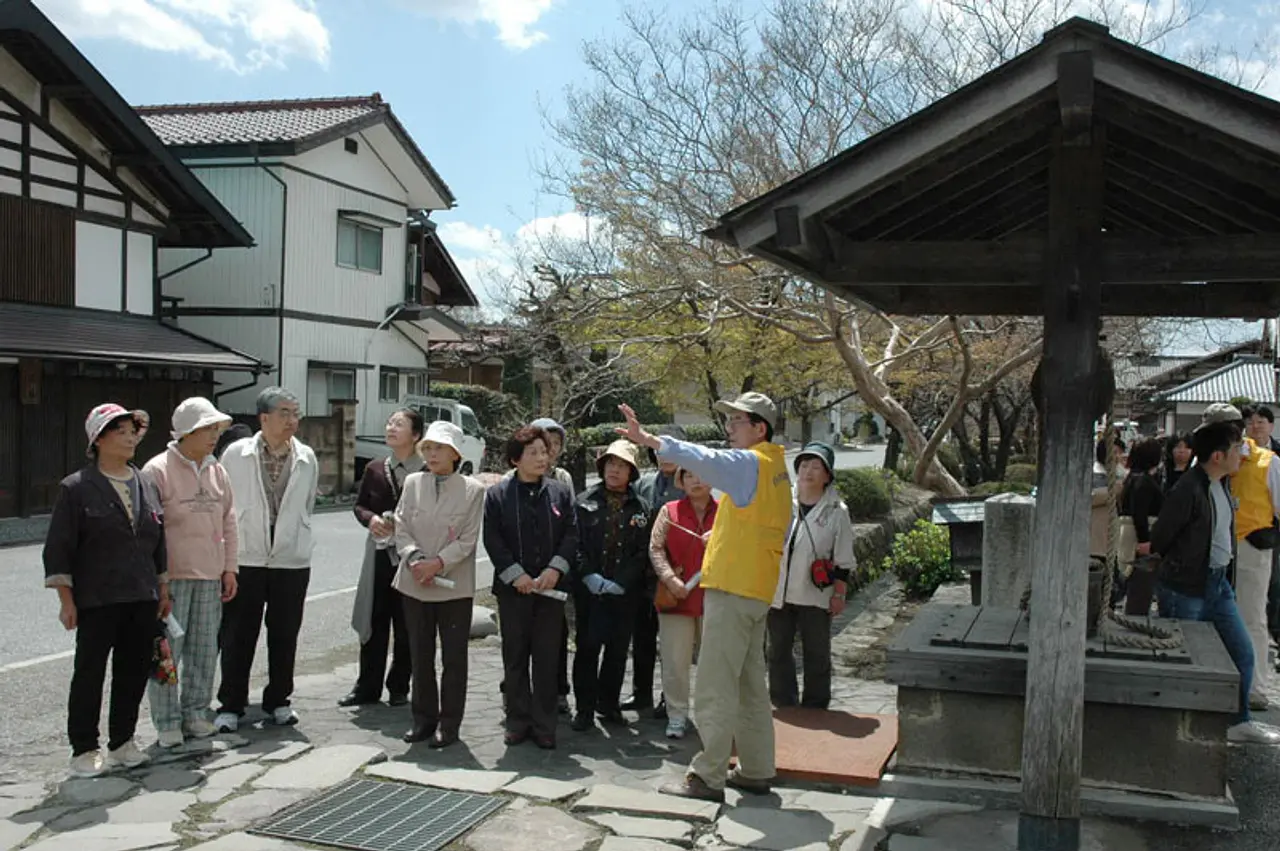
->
xmin=794 ymin=441 xmax=836 ymax=478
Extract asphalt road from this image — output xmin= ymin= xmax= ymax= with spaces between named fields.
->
xmin=0 ymin=445 xmax=885 ymax=771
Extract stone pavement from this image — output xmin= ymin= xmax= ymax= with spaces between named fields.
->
xmin=0 ymin=586 xmax=1248 ymax=851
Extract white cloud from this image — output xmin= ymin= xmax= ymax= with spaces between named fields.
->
xmin=37 ymin=0 xmax=330 ymax=73
xmin=403 ymin=0 xmax=559 ymax=50
xmin=436 ymin=220 xmax=506 ymax=255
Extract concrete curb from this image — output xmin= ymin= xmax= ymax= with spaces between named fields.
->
xmin=876 ymin=772 xmax=1240 ymax=831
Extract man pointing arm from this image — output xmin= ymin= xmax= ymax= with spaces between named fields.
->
xmin=615 ymin=394 xmax=793 ymax=802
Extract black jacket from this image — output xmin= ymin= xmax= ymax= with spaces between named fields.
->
xmin=484 ymin=475 xmax=577 ymax=597
xmin=1151 ymin=465 xmax=1236 ymax=597
xmin=43 ymin=464 xmax=166 ymax=611
xmin=1120 ymin=471 xmax=1164 ymax=543
xmin=573 ymin=483 xmax=652 ymax=594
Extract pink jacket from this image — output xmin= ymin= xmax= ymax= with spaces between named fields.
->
xmin=143 ymin=445 xmax=238 ymax=581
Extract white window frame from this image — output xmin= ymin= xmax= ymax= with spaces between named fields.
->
xmin=405 ymin=371 xmax=428 ymax=397
xmin=328 ymin=369 xmax=356 ymax=400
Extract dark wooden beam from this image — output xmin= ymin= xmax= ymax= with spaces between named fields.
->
xmin=885 ymin=282 xmax=1280 ymax=317
xmin=1107 ymin=167 xmax=1245 ymax=234
xmin=1019 ymin=106 xmax=1106 ymax=850
xmin=1058 ymin=52 xmax=1094 ymax=141
xmin=817 ymin=233 xmax=1280 ymax=285
xmin=774 ymin=205 xmax=803 ymax=249
xmin=939 ymin=185 xmax=1047 ymax=241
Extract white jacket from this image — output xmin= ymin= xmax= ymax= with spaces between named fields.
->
xmin=221 ymin=434 xmax=319 ymax=568
xmin=771 ymin=485 xmax=857 ymax=610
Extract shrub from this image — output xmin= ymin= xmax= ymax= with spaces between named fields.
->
xmin=970 ymin=480 xmax=1034 ymax=497
xmin=683 ymin=423 xmax=726 ymax=443
xmin=835 ymin=468 xmax=893 ymax=520
xmin=1004 ymin=463 xmax=1038 ymax=486
xmin=882 ymin=519 xmax=961 ymax=599
xmin=1007 ymin=453 xmax=1036 ymax=466
xmin=429 ymin=382 xmax=527 ymax=472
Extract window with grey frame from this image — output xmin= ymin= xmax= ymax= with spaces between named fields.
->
xmin=405 ymin=371 xmax=428 ymax=396
xmin=379 ymin=367 xmax=400 ymax=402
xmin=328 ymin=369 xmax=356 ymax=401
xmin=337 ymin=217 xmax=384 ymax=273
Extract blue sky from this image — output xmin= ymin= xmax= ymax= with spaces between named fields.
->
xmin=30 ymin=0 xmax=1280 ymax=351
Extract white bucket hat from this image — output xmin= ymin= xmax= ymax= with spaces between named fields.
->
xmin=420 ymin=420 xmax=464 ymax=458
xmin=171 ymin=396 xmax=232 ymax=439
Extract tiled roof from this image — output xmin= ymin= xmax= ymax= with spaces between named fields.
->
xmin=0 ymin=304 xmax=263 ymax=371
xmin=1113 ymin=355 xmax=1198 ymax=391
xmin=1159 ymin=358 xmax=1280 ymax=404
xmin=136 ymin=95 xmax=384 ymax=147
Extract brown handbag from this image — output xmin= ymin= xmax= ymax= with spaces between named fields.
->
xmin=655 ymin=578 xmax=680 ymax=612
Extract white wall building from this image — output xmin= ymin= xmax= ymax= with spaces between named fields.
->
xmin=141 ymin=94 xmax=478 ymax=435
xmin=0 ymin=0 xmax=262 ymax=519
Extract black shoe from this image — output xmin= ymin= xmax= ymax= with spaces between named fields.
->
xmin=429 ymin=732 xmax=459 ymax=750
xmin=598 ymin=709 xmax=628 ymax=726
xmin=534 ymin=735 xmax=557 ymax=750
xmin=571 ymin=713 xmax=593 ymax=732
xmin=504 ymin=729 xmax=530 ymax=747
xmin=653 ymin=697 xmax=668 ymax=720
xmin=388 ymin=692 xmax=409 ymax=707
xmin=557 ymin=696 xmax=571 ymax=715
xmin=619 ymin=696 xmax=653 ymax=713
xmin=338 ymin=691 xmax=379 ymax=708
xmin=402 ymin=727 xmax=436 ymax=744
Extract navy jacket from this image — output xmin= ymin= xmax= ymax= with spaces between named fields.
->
xmin=43 ymin=464 xmax=166 ymax=610
xmin=573 ymin=483 xmax=652 ymax=594
xmin=484 ymin=475 xmax=577 ymax=597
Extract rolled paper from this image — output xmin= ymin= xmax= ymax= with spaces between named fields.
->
xmin=164 ymin=613 xmax=185 ymax=640
xmin=535 ymin=588 xmax=569 ymax=602
xmin=432 ymin=576 xmax=457 ymax=589
xmin=684 ymin=571 xmax=702 ymax=591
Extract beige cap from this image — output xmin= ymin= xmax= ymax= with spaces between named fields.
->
xmin=1198 ymin=402 xmax=1244 ymax=430
xmin=714 ymin=391 xmax=779 ymax=430
xmin=597 ymin=439 xmax=641 ymax=479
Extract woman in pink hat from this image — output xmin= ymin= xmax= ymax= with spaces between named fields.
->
xmin=143 ymin=398 xmax=239 ymax=748
xmin=43 ymin=404 xmax=171 ymax=778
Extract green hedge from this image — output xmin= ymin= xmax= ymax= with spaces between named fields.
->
xmin=1004 ymin=463 xmax=1038 ymax=486
xmin=969 ymin=480 xmax=1034 ymax=497
xmin=835 ymin=468 xmax=893 ymax=520
xmin=430 ymin=382 xmax=528 ymax=472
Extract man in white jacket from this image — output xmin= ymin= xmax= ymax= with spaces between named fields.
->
xmin=215 ymin=387 xmax=318 ymax=731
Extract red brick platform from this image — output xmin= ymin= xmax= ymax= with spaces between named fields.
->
xmin=766 ymin=708 xmax=898 ymax=787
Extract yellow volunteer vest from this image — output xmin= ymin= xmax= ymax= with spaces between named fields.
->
xmin=701 ymin=442 xmax=793 ymax=603
xmin=1234 ymin=437 xmax=1275 ymax=539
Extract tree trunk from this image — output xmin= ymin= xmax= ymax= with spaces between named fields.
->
xmin=884 ymin=427 xmax=903 ymax=474
xmin=829 ymin=308 xmax=966 ymax=496
xmin=978 ymin=393 xmax=997 ymax=481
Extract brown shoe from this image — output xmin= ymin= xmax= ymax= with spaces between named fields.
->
xmin=726 ymin=767 xmax=773 ymax=795
xmin=659 ymin=773 xmax=725 ymax=803
xmin=503 ymin=729 xmax=530 ymax=747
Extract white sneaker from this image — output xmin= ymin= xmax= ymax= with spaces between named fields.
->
xmin=184 ymin=718 xmax=218 ymax=739
xmin=665 ymin=717 xmax=687 ymax=739
xmin=272 ymin=706 xmax=299 ymax=726
xmin=106 ymin=740 xmax=150 ymax=769
xmin=69 ymin=750 xmax=105 ymax=778
xmin=214 ymin=712 xmax=239 ymax=733
xmin=156 ymin=729 xmax=185 ymax=749
xmin=1228 ymin=721 xmax=1280 ymax=744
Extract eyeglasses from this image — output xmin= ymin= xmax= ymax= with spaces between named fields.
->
xmin=726 ymin=415 xmax=752 ymax=429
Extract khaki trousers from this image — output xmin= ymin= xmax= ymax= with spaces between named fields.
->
xmin=690 ymin=590 xmax=774 ymax=789
xmin=1238 ymin=539 xmax=1272 ymax=693
xmin=658 ymin=613 xmax=700 ymax=721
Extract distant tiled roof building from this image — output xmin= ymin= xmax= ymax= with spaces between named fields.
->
xmin=1158 ymin=357 xmax=1279 ymax=405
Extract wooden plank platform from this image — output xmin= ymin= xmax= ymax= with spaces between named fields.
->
xmin=735 ymin=709 xmax=899 ymax=788
xmin=889 ymin=603 xmax=1238 ymax=713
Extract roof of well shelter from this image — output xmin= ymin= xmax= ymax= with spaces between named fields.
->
xmin=706 ymin=18 xmax=1280 ymax=319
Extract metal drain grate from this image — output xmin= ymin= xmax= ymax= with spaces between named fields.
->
xmin=251 ymin=778 xmax=505 ymax=851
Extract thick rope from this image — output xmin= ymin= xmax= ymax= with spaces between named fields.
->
xmin=1097 ymin=416 xmax=1184 ymax=650
xmin=1017 ymin=386 xmax=1183 ymax=651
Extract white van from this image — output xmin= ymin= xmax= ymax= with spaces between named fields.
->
xmin=355 ymin=395 xmax=486 ymax=477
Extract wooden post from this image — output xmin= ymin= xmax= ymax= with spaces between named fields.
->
xmin=1018 ymin=51 xmax=1105 ymax=851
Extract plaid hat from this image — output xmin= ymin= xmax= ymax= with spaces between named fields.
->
xmin=713 ymin=392 xmax=779 ymax=430
xmin=1197 ymin=403 xmax=1244 ymax=430
xmin=85 ymin=403 xmax=148 ymax=448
